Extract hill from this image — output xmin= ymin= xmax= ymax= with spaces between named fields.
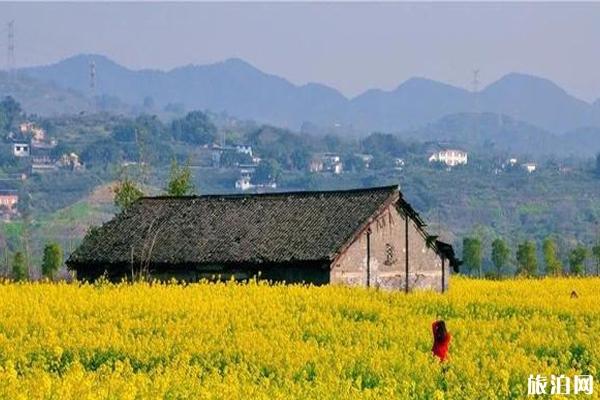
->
xmin=0 ymin=70 xmax=132 ymax=116
xmin=403 ymin=112 xmax=600 ymax=158
xmin=0 ymin=71 xmax=94 ymax=116
xmin=21 ymin=54 xmax=600 ymax=133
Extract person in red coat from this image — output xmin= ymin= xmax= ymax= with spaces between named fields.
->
xmin=432 ymin=320 xmax=451 ymax=361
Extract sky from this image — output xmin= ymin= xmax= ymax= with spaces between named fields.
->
xmin=0 ymin=2 xmax=599 ymax=102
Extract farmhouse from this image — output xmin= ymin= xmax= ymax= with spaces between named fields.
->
xmin=428 ymin=148 xmax=468 ymax=167
xmin=0 ymin=190 xmax=18 ymax=209
xmin=67 ymin=186 xmax=458 ymax=291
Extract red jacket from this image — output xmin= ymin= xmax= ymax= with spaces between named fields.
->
xmin=432 ymin=322 xmax=451 ymax=361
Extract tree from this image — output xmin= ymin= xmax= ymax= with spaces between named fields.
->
xmin=11 ymin=252 xmax=26 ymax=281
xmin=253 ymin=159 xmax=281 ymax=185
xmin=568 ymin=246 xmax=587 ymax=276
xmin=171 ymin=111 xmax=217 ymax=145
xmin=166 ymin=159 xmax=195 ymax=196
xmin=114 ymin=178 xmax=144 ymax=211
xmin=42 ymin=242 xmax=63 ymax=280
xmin=112 ymin=122 xmax=137 ymax=142
xmin=491 ymin=238 xmax=510 ymax=278
xmin=0 ymin=96 xmax=22 ymax=132
xmin=592 ymin=243 xmax=600 ymax=276
xmin=462 ymin=237 xmax=483 ymax=277
xmin=542 ymin=237 xmax=562 ymax=276
xmin=516 ymin=240 xmax=537 ymax=276
xmin=596 ymin=152 xmax=600 ymax=177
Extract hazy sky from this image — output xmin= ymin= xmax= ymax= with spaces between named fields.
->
xmin=1 ymin=2 xmax=599 ymax=102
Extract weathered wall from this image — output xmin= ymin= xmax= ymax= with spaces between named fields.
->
xmin=330 ymin=204 xmax=448 ymax=292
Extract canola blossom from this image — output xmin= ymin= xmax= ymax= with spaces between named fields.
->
xmin=0 ymin=277 xmax=599 ymax=399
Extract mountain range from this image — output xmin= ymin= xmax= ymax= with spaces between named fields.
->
xmin=13 ymin=54 xmax=600 ymax=134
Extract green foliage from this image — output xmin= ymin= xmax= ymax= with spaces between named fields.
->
xmin=166 ymin=159 xmax=195 ymax=196
xmin=171 ymin=111 xmax=217 ymax=145
xmin=253 ymin=159 xmax=281 ymax=185
xmin=516 ymin=240 xmax=538 ymax=276
xmin=114 ymin=178 xmax=144 ymax=211
xmin=112 ymin=122 xmax=137 ymax=142
xmin=11 ymin=251 xmax=27 ymax=281
xmin=543 ymin=237 xmax=562 ymax=276
xmin=491 ymin=238 xmax=510 ymax=277
xmin=595 ymin=153 xmax=600 ymax=177
xmin=568 ymin=245 xmax=587 ymax=276
xmin=42 ymin=242 xmax=63 ymax=280
xmin=0 ymin=96 xmax=22 ymax=133
xmin=81 ymin=138 xmax=124 ymax=166
xmin=219 ymin=150 xmax=252 ymax=168
xmin=360 ymin=133 xmax=407 ymax=157
xmin=462 ymin=237 xmax=483 ymax=277
xmin=343 ymin=154 xmax=367 ymax=173
xmin=248 ymin=126 xmax=313 ymax=170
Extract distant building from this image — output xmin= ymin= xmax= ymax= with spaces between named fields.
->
xmin=428 ymin=149 xmax=468 ymax=167
xmin=355 ymin=153 xmax=373 ymax=169
xmin=12 ymin=142 xmax=30 ymax=157
xmin=31 ymin=162 xmax=58 ymax=174
xmin=523 ymin=162 xmax=537 ymax=173
xmin=311 ymin=153 xmax=343 ymax=174
xmin=58 ymin=153 xmax=84 ymax=170
xmin=309 ymin=158 xmax=324 ymax=173
xmin=235 ymin=144 xmax=253 ymax=157
xmin=19 ymin=122 xmax=46 ymax=142
xmin=394 ymin=158 xmax=405 ymax=170
xmin=235 ymin=175 xmax=252 ymax=191
xmin=0 ymin=190 xmax=18 ymax=209
xmin=210 ymin=144 xmax=254 ymax=168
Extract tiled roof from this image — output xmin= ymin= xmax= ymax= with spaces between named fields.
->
xmin=68 ymin=186 xmax=403 ymax=269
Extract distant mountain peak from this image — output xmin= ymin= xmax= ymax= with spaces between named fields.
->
xmin=395 ymin=76 xmax=468 ymax=93
xmin=18 ymin=53 xmax=600 ymax=133
xmin=485 ymin=72 xmax=569 ymax=95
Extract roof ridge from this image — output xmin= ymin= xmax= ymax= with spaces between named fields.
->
xmin=138 ymin=185 xmax=399 ymax=201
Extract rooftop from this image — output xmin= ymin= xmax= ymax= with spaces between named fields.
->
xmin=68 ymin=186 xmax=417 ymax=269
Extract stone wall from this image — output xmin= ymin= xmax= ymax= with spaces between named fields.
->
xmin=330 ymin=204 xmax=448 ymax=292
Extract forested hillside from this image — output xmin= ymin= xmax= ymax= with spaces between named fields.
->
xmin=1 ymin=95 xmax=600 ymax=277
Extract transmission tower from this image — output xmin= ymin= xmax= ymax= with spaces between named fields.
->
xmin=89 ymin=60 xmax=97 ymax=112
xmin=7 ymin=20 xmax=15 ymax=77
xmin=89 ymin=60 xmax=96 ymax=96
xmin=471 ymin=69 xmax=480 ymax=93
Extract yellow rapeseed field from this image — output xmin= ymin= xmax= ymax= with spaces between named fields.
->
xmin=0 ymin=277 xmax=598 ymax=399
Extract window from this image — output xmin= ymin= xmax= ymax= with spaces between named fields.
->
xmin=384 ymin=243 xmax=396 ymax=265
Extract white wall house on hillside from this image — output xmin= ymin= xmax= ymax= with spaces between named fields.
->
xmin=13 ymin=142 xmax=30 ymax=157
xmin=523 ymin=162 xmax=537 ymax=173
xmin=428 ymin=149 xmax=468 ymax=167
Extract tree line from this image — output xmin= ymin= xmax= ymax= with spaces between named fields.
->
xmin=462 ymin=236 xmax=599 ymax=277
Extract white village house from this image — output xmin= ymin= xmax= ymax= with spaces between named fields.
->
xmin=428 ymin=148 xmax=468 ymax=167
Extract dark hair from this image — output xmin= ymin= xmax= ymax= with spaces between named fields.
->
xmin=433 ymin=320 xmax=447 ymax=342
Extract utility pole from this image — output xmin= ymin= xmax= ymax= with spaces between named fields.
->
xmin=7 ymin=20 xmax=15 ymax=79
